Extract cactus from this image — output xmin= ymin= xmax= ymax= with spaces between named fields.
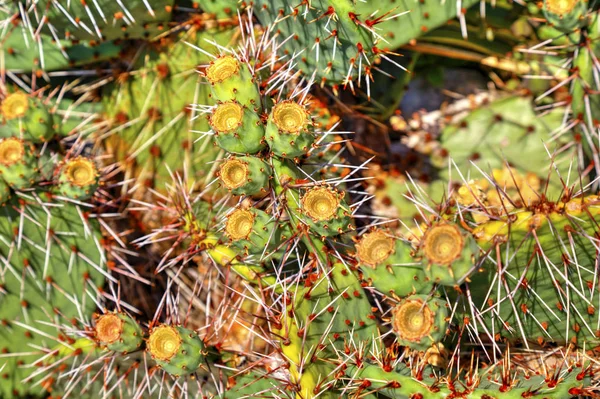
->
xmin=252 ymin=0 xmax=481 ymax=86
xmin=391 ymin=294 xmax=448 ymax=350
xmin=94 ymin=312 xmax=144 ymax=353
xmin=0 ymin=190 xmax=106 ymax=397
xmin=2 ymin=1 xmax=600 ymax=399
xmin=356 ymin=230 xmax=432 ymax=297
xmin=147 ymin=324 xmax=205 ymax=376
xmin=103 ymin=27 xmax=235 ymax=192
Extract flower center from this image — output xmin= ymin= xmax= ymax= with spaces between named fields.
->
xmin=225 ymin=209 xmax=255 ymax=241
xmin=1 ymin=92 xmax=29 ymax=120
xmin=65 ymin=158 xmax=97 ymax=186
xmin=148 ymin=325 xmax=181 ymax=361
xmin=422 ymin=224 xmax=463 ymax=265
xmin=544 ymin=0 xmax=577 ymax=15
xmin=220 ymin=159 xmax=248 ymax=189
xmin=95 ymin=314 xmax=123 ymax=344
xmin=356 ymin=230 xmax=394 ymax=266
xmin=392 ymin=300 xmax=433 ymax=341
xmin=301 ymin=187 xmax=340 ymax=221
xmin=273 ymin=101 xmax=307 ymax=134
xmin=0 ymin=139 xmax=24 ymax=166
xmin=206 ymin=55 xmax=240 ymax=84
xmin=211 ymin=102 xmax=243 ymax=133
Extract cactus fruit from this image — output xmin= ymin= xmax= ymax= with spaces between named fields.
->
xmin=205 ymin=55 xmax=262 ymax=108
xmin=417 ymin=222 xmax=478 ymax=287
xmin=210 ymin=101 xmax=266 ymax=154
xmin=57 ymin=157 xmax=100 ymax=200
xmin=543 ymin=0 xmax=587 ymax=32
xmin=218 ymin=156 xmax=272 ymax=195
xmin=224 ymin=207 xmax=286 ymax=256
xmin=356 ymin=230 xmax=431 ymax=297
xmin=147 ymin=324 xmax=205 ymax=376
xmin=266 ymin=101 xmax=315 ymax=159
xmin=94 ymin=312 xmax=144 ymax=353
xmin=391 ymin=295 xmax=448 ymax=350
xmin=0 ymin=138 xmax=39 ymax=189
xmin=2 ymin=92 xmax=54 ymax=142
xmin=296 ymin=185 xmax=352 ymax=237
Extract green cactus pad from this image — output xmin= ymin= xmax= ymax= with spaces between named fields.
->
xmin=0 ymin=192 xmax=106 ymax=397
xmin=468 ymin=197 xmax=600 ymax=346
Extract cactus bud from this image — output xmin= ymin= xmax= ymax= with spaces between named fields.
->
xmin=210 ymin=101 xmax=265 ymax=154
xmin=58 ymin=157 xmax=99 ymax=200
xmin=147 ymin=325 xmax=205 ymax=376
xmin=0 ymin=138 xmax=39 ymax=189
xmin=94 ymin=312 xmax=144 ymax=353
xmin=266 ymin=101 xmax=314 ymax=159
xmin=219 ymin=156 xmax=271 ymax=196
xmin=392 ymin=295 xmax=448 ymax=350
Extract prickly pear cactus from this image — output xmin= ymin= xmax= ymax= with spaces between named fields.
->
xmin=1 ymin=1 xmax=600 ymax=399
